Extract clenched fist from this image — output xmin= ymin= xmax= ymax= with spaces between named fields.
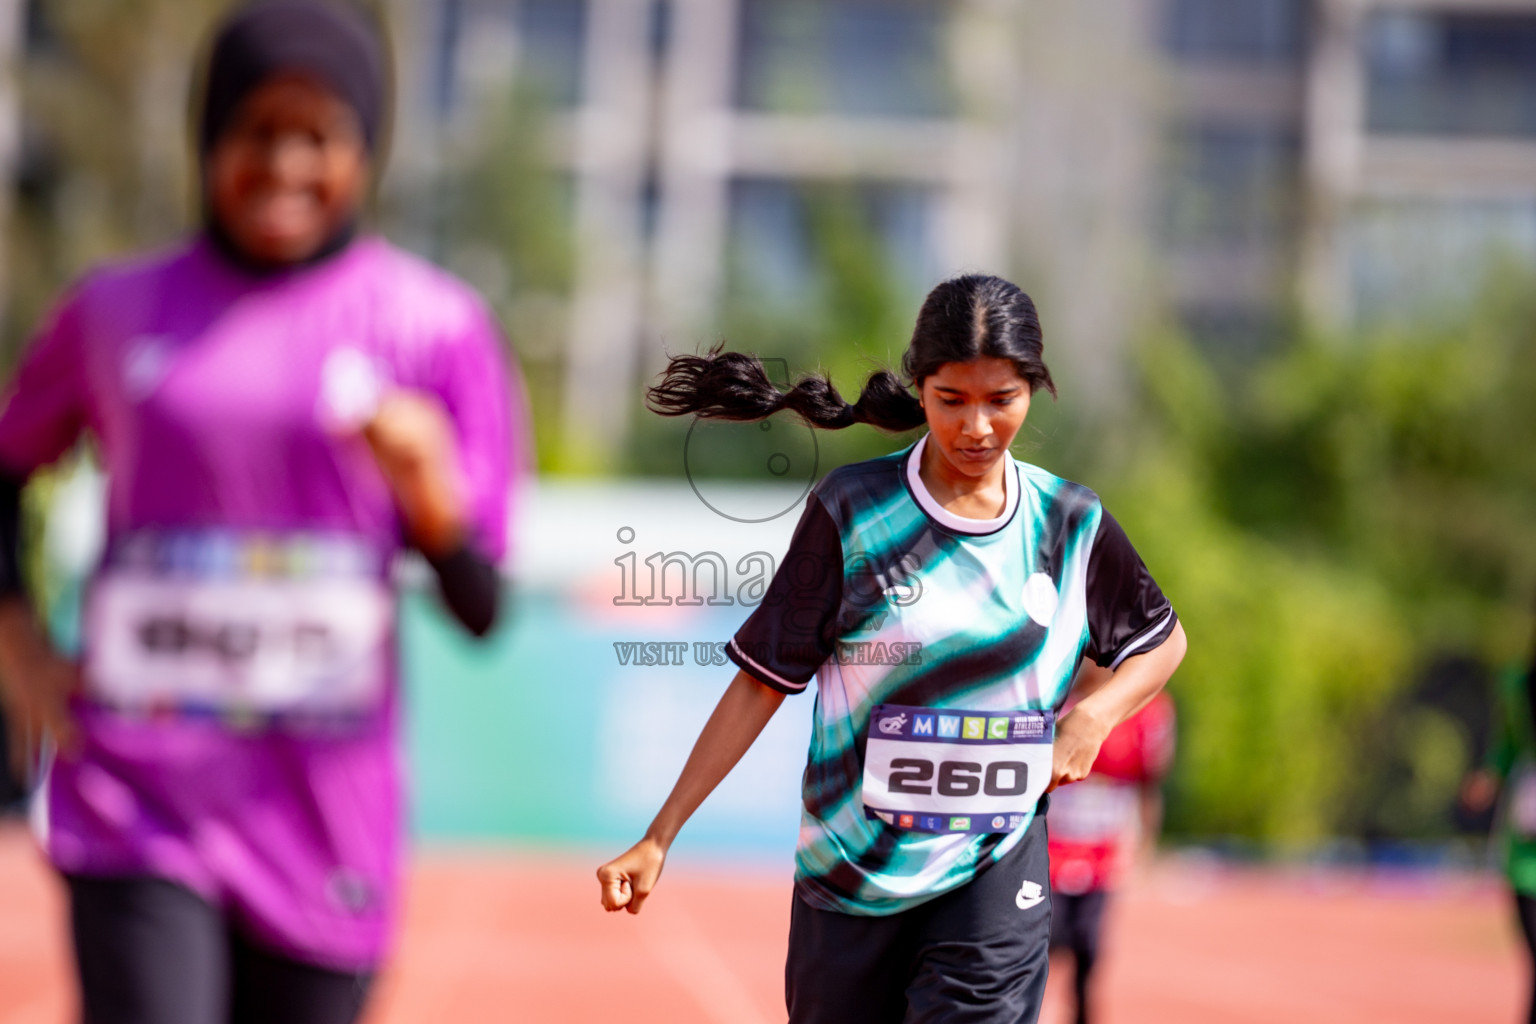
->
xmin=1047 ymin=703 xmax=1111 ymax=794
xmin=362 ymin=391 xmax=467 ymax=556
xmin=597 ymin=837 xmax=668 ymax=915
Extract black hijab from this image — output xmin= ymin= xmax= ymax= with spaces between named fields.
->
xmin=194 ymin=0 xmax=390 ymax=271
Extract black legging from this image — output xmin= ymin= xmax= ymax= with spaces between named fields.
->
xmin=0 ymin=709 xmax=26 ymax=811
xmin=1049 ymin=889 xmax=1108 ymax=1024
xmin=68 ymin=874 xmax=372 ymax=1024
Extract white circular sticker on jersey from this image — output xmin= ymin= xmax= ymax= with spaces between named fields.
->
xmin=1021 ymin=572 xmax=1058 ymax=626
xmin=317 ymin=347 xmax=384 ymax=433
xmin=124 ymin=336 xmax=174 ymax=400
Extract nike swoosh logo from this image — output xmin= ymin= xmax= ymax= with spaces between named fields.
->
xmin=1015 ymin=880 xmax=1045 ymax=910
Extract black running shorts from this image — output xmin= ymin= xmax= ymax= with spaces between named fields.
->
xmin=785 ymin=810 xmax=1052 ymax=1024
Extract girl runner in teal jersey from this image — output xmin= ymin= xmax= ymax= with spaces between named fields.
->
xmin=598 ymin=274 xmax=1185 ymax=1024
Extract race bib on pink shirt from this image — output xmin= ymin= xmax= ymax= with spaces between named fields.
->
xmin=83 ymin=531 xmax=393 ymax=726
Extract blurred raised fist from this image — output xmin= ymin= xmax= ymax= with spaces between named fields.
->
xmin=362 ymin=390 xmax=468 ymax=556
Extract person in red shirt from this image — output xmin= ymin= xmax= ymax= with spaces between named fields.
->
xmin=1047 ymin=666 xmax=1176 ymax=1024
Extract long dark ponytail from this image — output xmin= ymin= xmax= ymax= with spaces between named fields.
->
xmin=646 ymin=274 xmax=1055 ymax=432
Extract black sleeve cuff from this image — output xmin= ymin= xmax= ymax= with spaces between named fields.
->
xmin=1098 ymin=609 xmax=1179 ymax=670
xmin=0 ymin=468 xmax=25 ymax=600
xmin=724 ymin=494 xmax=843 ymax=693
xmin=1085 ymin=508 xmax=1176 ymax=668
xmin=424 ymin=542 xmax=502 ymax=638
xmin=726 ymin=637 xmax=812 ymax=695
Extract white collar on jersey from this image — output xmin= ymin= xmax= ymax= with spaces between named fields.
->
xmin=905 ymin=433 xmax=1020 ymax=535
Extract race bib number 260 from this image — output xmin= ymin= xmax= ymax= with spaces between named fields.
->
xmin=861 ymin=704 xmax=1055 ymax=834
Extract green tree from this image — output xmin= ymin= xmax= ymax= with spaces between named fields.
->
xmin=1108 ymin=267 xmax=1536 ymax=843
xmin=411 ymin=84 xmax=575 ymax=472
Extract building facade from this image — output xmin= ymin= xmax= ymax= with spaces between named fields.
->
xmin=387 ymin=0 xmax=1536 ymax=466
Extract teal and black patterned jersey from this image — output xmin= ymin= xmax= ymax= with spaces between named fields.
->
xmin=727 ymin=435 xmax=1177 ymax=915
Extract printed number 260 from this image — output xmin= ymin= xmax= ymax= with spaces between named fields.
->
xmin=888 ymin=758 xmax=1028 ymax=797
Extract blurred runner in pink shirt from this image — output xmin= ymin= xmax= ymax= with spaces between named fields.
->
xmin=0 ymin=3 xmax=527 ymax=1022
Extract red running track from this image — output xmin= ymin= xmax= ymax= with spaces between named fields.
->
xmin=0 ymin=825 xmax=1522 ymax=1023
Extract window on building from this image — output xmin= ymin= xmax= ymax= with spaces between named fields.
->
xmin=447 ymin=0 xmax=588 ymax=111
xmin=1366 ymin=11 xmax=1536 ymax=137
xmin=1163 ymin=0 xmax=1309 ymax=66
xmin=725 ymin=178 xmax=937 ymax=306
xmin=23 ymin=2 xmax=60 ymax=54
xmin=518 ymin=0 xmax=587 ymax=105
xmin=1177 ymin=305 xmax=1286 ymax=364
xmin=1163 ymin=122 xmax=1300 ymax=247
xmin=735 ymin=0 xmax=953 ymax=117
xmin=1347 ymin=197 xmax=1536 ymax=321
